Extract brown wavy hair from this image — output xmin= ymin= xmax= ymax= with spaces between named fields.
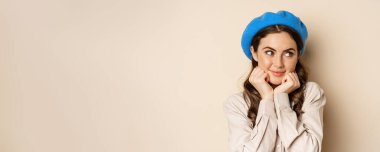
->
xmin=243 ymin=25 xmax=308 ymax=126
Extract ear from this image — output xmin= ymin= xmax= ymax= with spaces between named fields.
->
xmin=250 ymin=46 xmax=258 ymax=62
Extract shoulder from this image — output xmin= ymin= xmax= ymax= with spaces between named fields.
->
xmin=223 ymin=92 xmax=249 ymax=114
xmin=305 ymin=81 xmax=325 ymax=98
xmin=303 ymin=81 xmax=326 ymax=107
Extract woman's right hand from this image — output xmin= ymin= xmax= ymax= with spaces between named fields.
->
xmin=249 ymin=67 xmax=274 ymax=100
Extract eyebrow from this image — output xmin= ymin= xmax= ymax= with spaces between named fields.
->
xmin=262 ymin=46 xmax=296 ymax=52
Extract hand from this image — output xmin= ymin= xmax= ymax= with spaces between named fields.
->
xmin=249 ymin=67 xmax=273 ymax=100
xmin=274 ymin=72 xmax=300 ymax=94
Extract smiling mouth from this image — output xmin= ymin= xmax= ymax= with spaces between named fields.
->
xmin=270 ymin=71 xmax=285 ymax=77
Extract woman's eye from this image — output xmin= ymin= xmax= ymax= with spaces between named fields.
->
xmin=265 ymin=51 xmax=273 ymax=56
xmin=285 ymin=52 xmax=294 ymax=57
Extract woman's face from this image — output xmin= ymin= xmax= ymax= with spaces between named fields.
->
xmin=251 ymin=32 xmax=299 ymax=86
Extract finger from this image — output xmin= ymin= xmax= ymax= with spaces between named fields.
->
xmin=256 ymin=67 xmax=264 ymax=74
xmin=253 ymin=67 xmax=269 ymax=83
xmin=282 ymin=73 xmax=288 ymax=83
xmin=292 ymin=72 xmax=300 ymax=87
xmin=251 ymin=67 xmax=257 ymax=75
xmin=256 ymin=69 xmax=266 ymax=81
xmin=284 ymin=71 xmax=293 ymax=83
xmin=250 ymin=67 xmax=264 ymax=83
xmin=252 ymin=67 xmax=261 ymax=77
xmin=289 ymin=72 xmax=299 ymax=87
xmin=249 ymin=67 xmax=258 ymax=81
xmin=287 ymin=72 xmax=295 ymax=84
xmin=259 ymin=70 xmax=269 ymax=82
xmin=264 ymin=72 xmax=269 ymax=82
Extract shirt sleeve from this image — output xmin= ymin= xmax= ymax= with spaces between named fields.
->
xmin=223 ymin=93 xmax=278 ymax=152
xmin=274 ymin=82 xmax=326 ymax=152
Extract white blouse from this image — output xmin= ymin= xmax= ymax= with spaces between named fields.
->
xmin=223 ymin=82 xmax=326 ymax=152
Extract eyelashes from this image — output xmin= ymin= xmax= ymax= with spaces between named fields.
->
xmin=264 ymin=50 xmax=295 ymax=57
xmin=265 ymin=50 xmax=274 ymax=56
xmin=285 ymin=52 xmax=294 ymax=57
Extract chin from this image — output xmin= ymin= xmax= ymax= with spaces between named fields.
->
xmin=269 ymin=77 xmax=283 ymax=85
xmin=269 ymin=81 xmax=282 ymax=86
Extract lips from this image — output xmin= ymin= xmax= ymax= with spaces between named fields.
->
xmin=270 ymin=71 xmax=285 ymax=77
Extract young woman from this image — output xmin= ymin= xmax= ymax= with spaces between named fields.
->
xmin=223 ymin=11 xmax=326 ymax=152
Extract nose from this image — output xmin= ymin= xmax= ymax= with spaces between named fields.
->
xmin=273 ymin=55 xmax=284 ymax=68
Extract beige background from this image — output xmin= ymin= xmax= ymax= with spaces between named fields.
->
xmin=1 ymin=0 xmax=380 ymax=152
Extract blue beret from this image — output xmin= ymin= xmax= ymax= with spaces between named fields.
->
xmin=241 ymin=10 xmax=308 ymax=60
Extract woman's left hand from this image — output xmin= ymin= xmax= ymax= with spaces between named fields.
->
xmin=274 ymin=72 xmax=300 ymax=94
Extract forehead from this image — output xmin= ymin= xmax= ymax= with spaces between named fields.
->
xmin=258 ymin=32 xmax=297 ymax=50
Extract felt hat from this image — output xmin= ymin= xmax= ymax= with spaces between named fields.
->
xmin=241 ymin=10 xmax=308 ymax=60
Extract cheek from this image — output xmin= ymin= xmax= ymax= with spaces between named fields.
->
xmin=285 ymin=59 xmax=298 ymax=71
xmin=257 ymin=57 xmax=271 ymax=70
